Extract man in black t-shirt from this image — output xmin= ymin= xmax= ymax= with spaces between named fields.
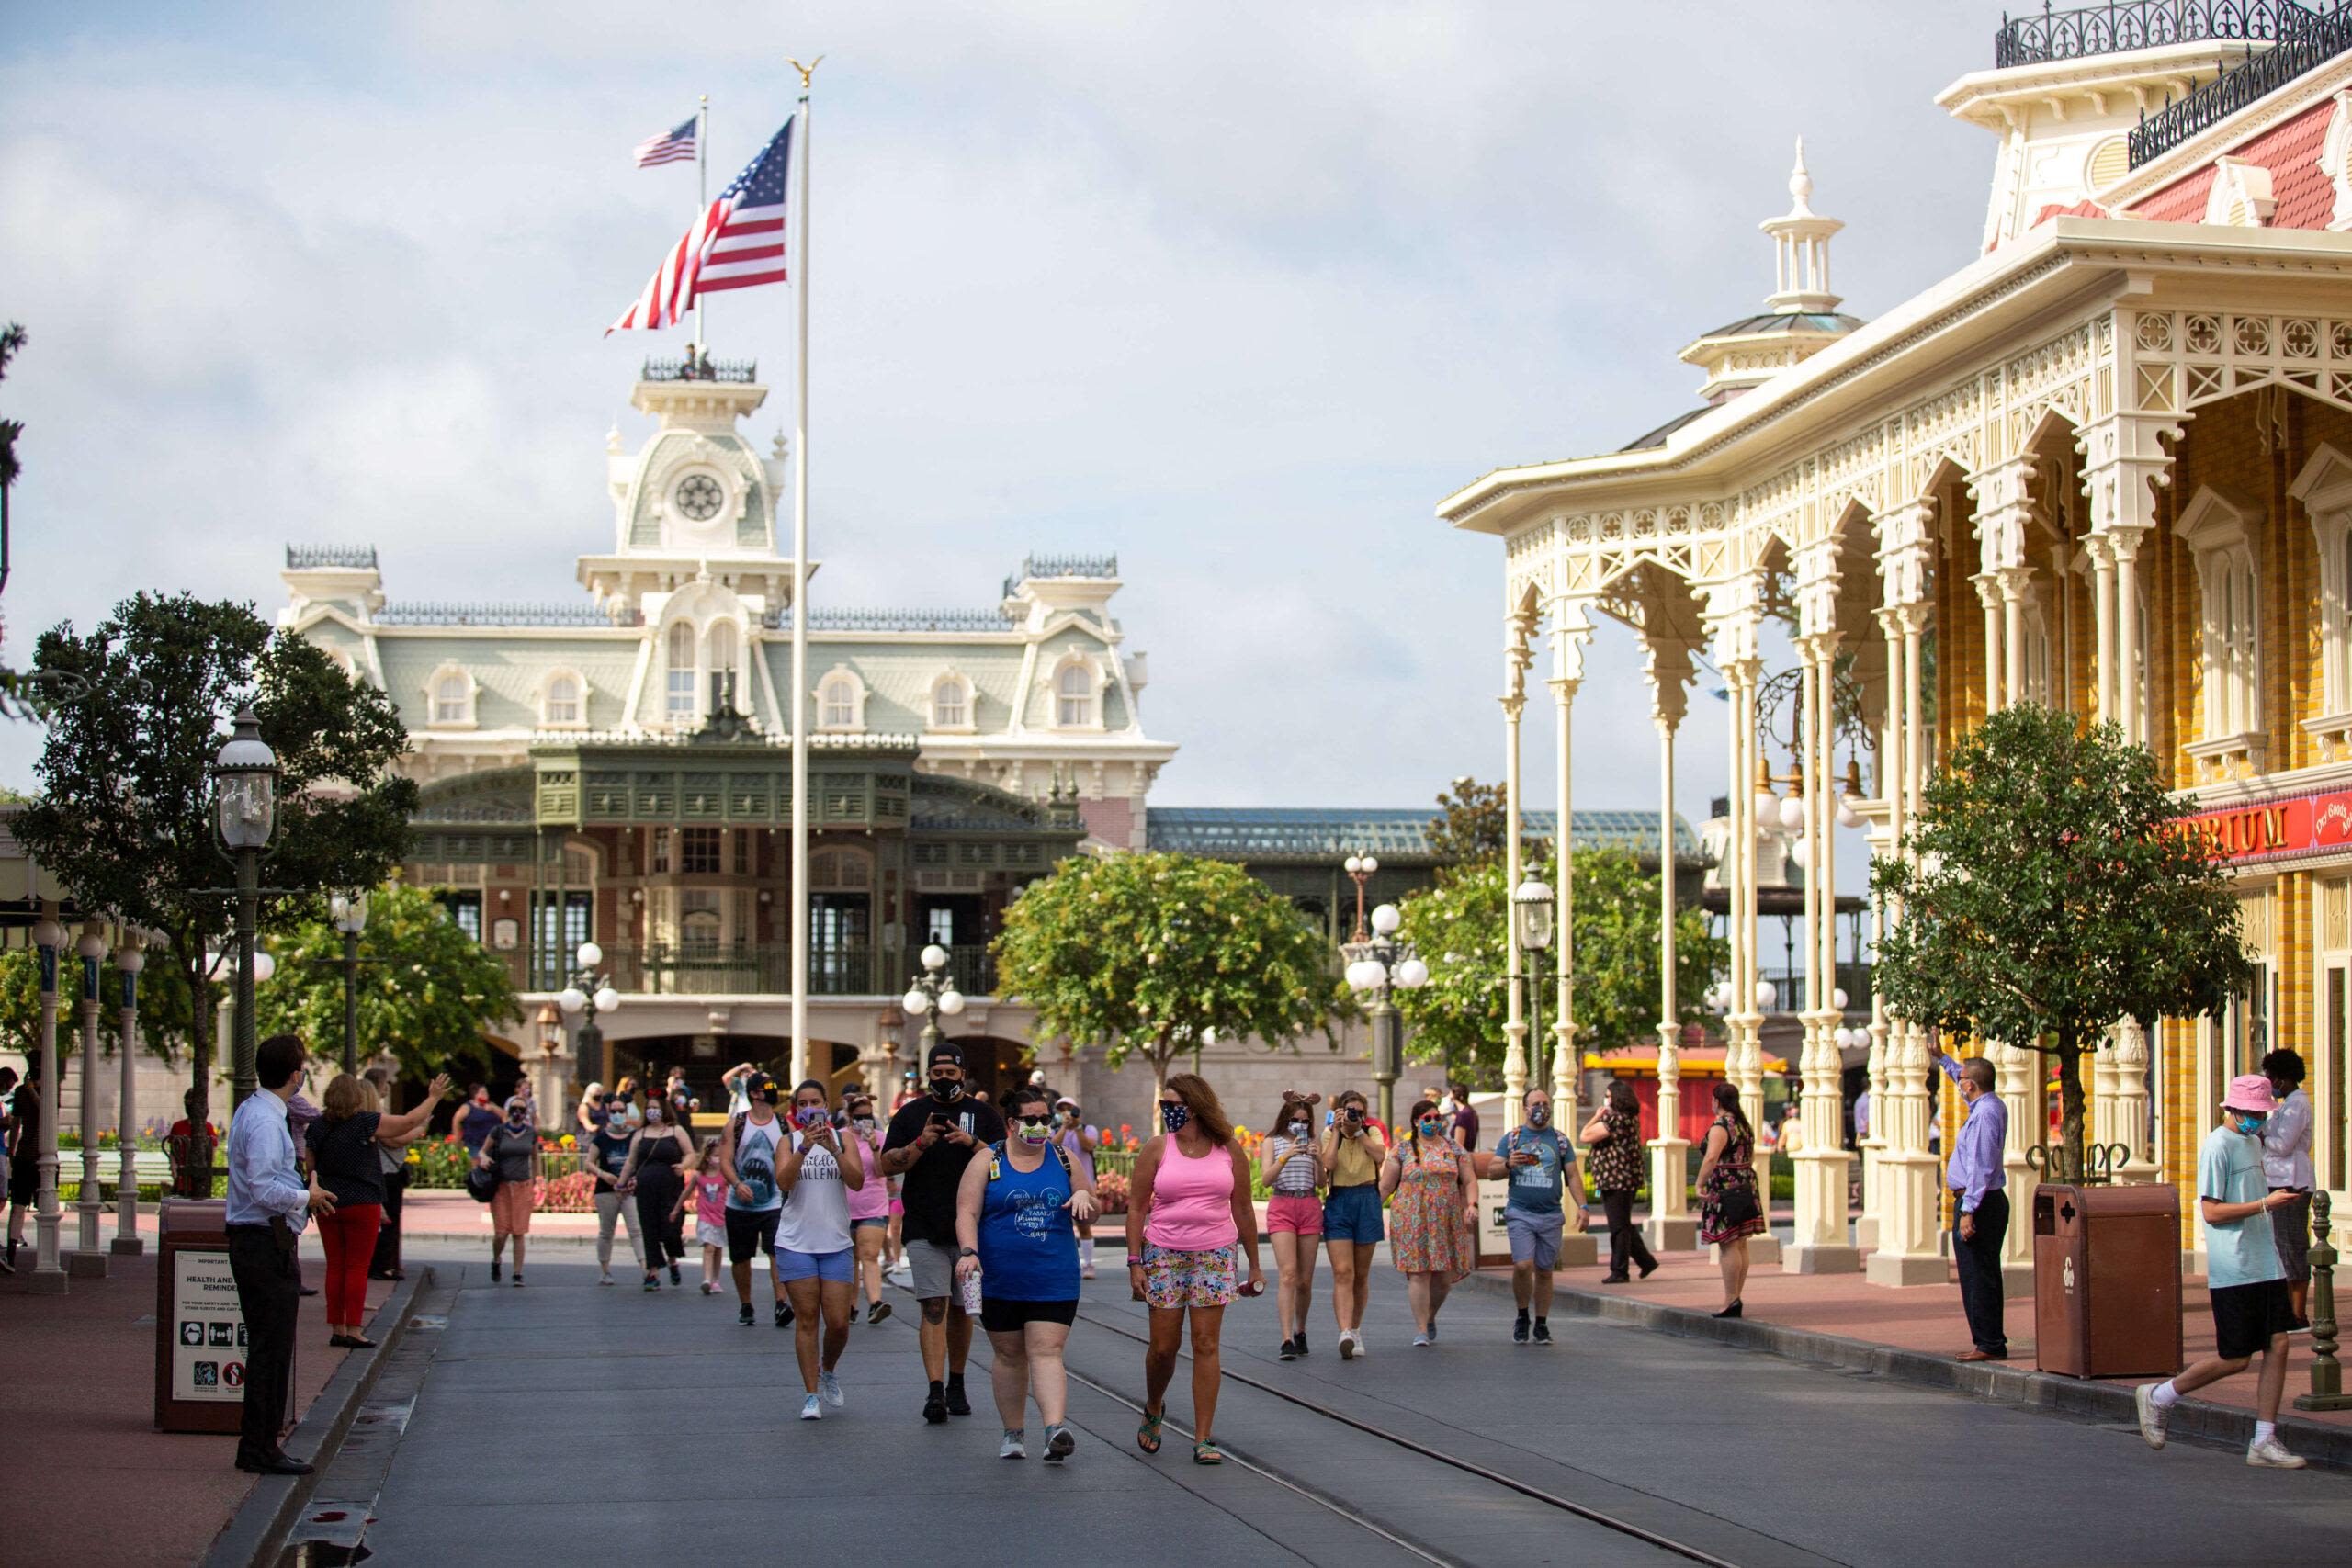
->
xmin=879 ymin=1043 xmax=1003 ymax=1423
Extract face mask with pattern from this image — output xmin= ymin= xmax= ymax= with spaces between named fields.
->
xmin=1160 ymin=1102 xmax=1190 ymax=1134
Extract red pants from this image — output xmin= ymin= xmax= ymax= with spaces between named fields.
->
xmin=317 ymin=1203 xmax=382 ymax=1326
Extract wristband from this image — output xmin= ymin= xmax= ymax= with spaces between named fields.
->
xmin=1126 ymin=1255 xmax=1147 ymax=1267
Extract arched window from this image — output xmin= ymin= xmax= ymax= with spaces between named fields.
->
xmin=425 ymin=663 xmax=475 ymax=728
xmin=707 ymin=620 xmax=739 ymax=709
xmin=821 ymin=675 xmax=858 ymax=729
xmin=545 ymin=671 xmax=582 ymax=727
xmin=665 ymin=621 xmax=696 ymax=722
xmin=1056 ymin=661 xmax=1094 ymax=728
xmin=931 ymin=672 xmax=971 ymax=730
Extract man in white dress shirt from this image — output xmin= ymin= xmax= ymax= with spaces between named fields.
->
xmin=225 ymin=1032 xmax=335 ymax=1474
xmin=2260 ymin=1047 xmax=2315 ymax=1328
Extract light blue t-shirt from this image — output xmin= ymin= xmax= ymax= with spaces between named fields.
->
xmin=1497 ymin=1126 xmax=1572 ymax=1216
xmin=2199 ymin=1123 xmax=2283 ymax=1290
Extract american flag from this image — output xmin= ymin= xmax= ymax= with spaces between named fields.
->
xmin=633 ymin=116 xmax=697 ymax=168
xmin=607 ymin=116 xmax=794 ymax=333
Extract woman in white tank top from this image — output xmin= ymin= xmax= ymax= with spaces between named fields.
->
xmin=775 ymin=1080 xmax=867 ymax=1421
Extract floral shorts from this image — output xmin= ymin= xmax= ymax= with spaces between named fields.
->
xmin=1141 ymin=1243 xmax=1236 ymax=1309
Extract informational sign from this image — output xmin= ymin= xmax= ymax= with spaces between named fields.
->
xmin=1476 ymin=1178 xmax=1512 ymax=1269
xmin=170 ymin=1248 xmax=245 ymax=1404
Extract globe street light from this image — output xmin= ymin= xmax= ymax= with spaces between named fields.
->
xmin=1340 ymin=887 xmax=1427 ymax=1130
xmin=1513 ymin=879 xmax=1555 ymax=1099
xmin=330 ymin=888 xmax=369 ymax=1074
xmin=904 ymin=943 xmax=966 ymax=1054
xmin=212 ymin=705 xmax=279 ymax=1107
xmin=556 ymin=940 xmax=620 ymax=1120
xmin=1342 ymin=852 xmax=1380 ymax=942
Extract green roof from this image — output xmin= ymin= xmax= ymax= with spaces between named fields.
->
xmin=1146 ymin=807 xmax=1697 ymax=864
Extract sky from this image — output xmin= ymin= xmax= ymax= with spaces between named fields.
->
xmin=0 ymin=2 xmax=2003 ymax=857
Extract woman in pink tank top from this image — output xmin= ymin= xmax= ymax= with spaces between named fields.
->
xmin=1125 ymin=1072 xmax=1263 ymax=1466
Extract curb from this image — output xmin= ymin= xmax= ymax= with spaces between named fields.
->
xmin=1460 ymin=1270 xmax=2352 ymax=1472
xmin=199 ymin=1267 xmax=428 ymax=1568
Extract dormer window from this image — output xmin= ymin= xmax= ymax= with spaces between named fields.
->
xmin=425 ymin=663 xmax=476 ymax=728
xmin=931 ymin=671 xmax=974 ymax=732
xmin=665 ymin=621 xmax=696 ymax=723
xmin=817 ymin=666 xmax=866 ymax=732
xmin=1055 ymin=660 xmax=1096 ymax=728
xmin=543 ymin=670 xmax=585 ymax=728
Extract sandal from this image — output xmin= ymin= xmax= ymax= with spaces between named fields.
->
xmin=1193 ymin=1440 xmax=1224 ymax=1465
xmin=1136 ymin=1408 xmax=1164 ymax=1455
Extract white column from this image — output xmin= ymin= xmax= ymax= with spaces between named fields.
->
xmin=112 ymin=935 xmax=146 ymax=1256
xmin=1500 ymin=608 xmax=1533 ymax=1130
xmin=72 ymin=921 xmax=108 ymax=1277
xmin=27 ymin=911 xmax=67 ymax=1293
xmin=1550 ymin=613 xmax=1598 ymax=1266
xmin=1789 ymin=627 xmax=1860 ymax=1272
xmin=1721 ymin=626 xmax=1780 ymax=1266
xmin=1647 ymin=642 xmax=1697 ymax=1251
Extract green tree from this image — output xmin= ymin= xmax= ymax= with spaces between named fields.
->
xmin=0 ymin=945 xmax=195 ymax=1065
xmin=1396 ymin=847 xmax=1724 ymax=1082
xmin=994 ymin=850 xmax=1342 ymax=1094
xmin=1871 ymin=704 xmax=2253 ymax=1182
xmin=13 ymin=593 xmax=417 ymax=1129
xmin=1425 ymin=775 xmax=1511 ymax=865
xmin=255 ymin=883 xmax=517 ymax=1080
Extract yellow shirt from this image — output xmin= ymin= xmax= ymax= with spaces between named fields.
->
xmin=1329 ymin=1127 xmax=1381 ymax=1188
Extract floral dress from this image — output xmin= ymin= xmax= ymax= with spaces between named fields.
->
xmin=1697 ymin=1112 xmax=1765 ymax=1245
xmin=1587 ymin=1107 xmax=1643 ymax=1194
xmin=1387 ymin=1135 xmax=1474 ymax=1280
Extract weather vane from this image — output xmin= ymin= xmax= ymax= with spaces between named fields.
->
xmin=787 ymin=55 xmax=824 ymax=91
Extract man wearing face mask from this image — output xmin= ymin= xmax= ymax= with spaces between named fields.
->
xmin=717 ymin=1074 xmax=797 ymax=1329
xmin=1475 ymin=1088 xmax=1584 ymax=1344
xmin=2135 ymin=1076 xmax=2307 ymax=1469
xmin=880 ymin=1043 xmax=1005 ymax=1423
xmin=1928 ymin=1041 xmax=2007 ymax=1362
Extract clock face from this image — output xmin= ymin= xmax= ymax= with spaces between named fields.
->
xmin=674 ymin=474 xmax=725 ymax=523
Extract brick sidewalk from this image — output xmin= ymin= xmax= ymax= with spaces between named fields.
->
xmin=1495 ymin=1237 xmax=2350 ymax=1428
xmin=0 ymin=1245 xmax=388 ymax=1567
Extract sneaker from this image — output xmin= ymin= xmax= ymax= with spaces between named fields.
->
xmin=800 ymin=1394 xmax=822 ymax=1421
xmin=1513 ymin=1314 xmax=1530 ymax=1344
xmin=1279 ymin=1336 xmax=1297 ymax=1361
xmin=923 ymin=1385 xmax=947 ymax=1424
xmin=1338 ymin=1330 xmax=1356 ymax=1361
xmin=668 ymin=1264 xmax=682 ymax=1285
xmin=1425 ymin=1321 xmax=1437 ymax=1344
xmin=511 ymin=1274 xmax=524 ymax=1288
xmin=701 ymin=1281 xmax=718 ymax=1295
xmin=866 ymin=1301 xmax=892 ymax=1325
xmin=944 ymin=1380 xmax=972 ymax=1416
xmin=1000 ymin=1429 xmax=1026 ymax=1460
xmin=598 ymin=1272 xmax=616 ymax=1287
xmin=819 ymin=1371 xmax=845 ymax=1409
xmin=2133 ymin=1384 xmax=2169 ymax=1450
xmin=1351 ymin=1332 xmax=1368 ymax=1358
xmin=1412 ymin=1330 xmax=1431 ymax=1348
xmin=738 ymin=1303 xmax=756 ymax=1327
xmin=2247 ymin=1435 xmax=2306 ymax=1469
xmin=775 ymin=1301 xmax=794 ymax=1328
xmin=1080 ymin=1263 xmax=1096 ymax=1280
xmin=1295 ymin=1332 xmax=1308 ymax=1356
xmin=1045 ymin=1424 xmax=1076 ymax=1462
xmin=490 ymin=1261 xmax=502 ymax=1282
xmin=642 ymin=1272 xmax=660 ymax=1292
xmin=1532 ymin=1319 xmax=1552 ymax=1345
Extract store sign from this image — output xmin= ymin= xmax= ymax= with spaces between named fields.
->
xmin=1476 ymin=1178 xmax=1511 ymax=1268
xmin=2176 ymin=788 xmax=2352 ymax=864
xmin=170 ymin=1249 xmax=246 ymax=1404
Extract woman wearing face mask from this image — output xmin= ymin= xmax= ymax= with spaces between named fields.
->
xmin=1318 ymin=1088 xmax=1387 ymax=1359
xmin=1379 ymin=1098 xmax=1477 ymax=1347
xmin=619 ymin=1093 xmax=694 ymax=1290
xmin=842 ymin=1093 xmax=893 ymax=1323
xmin=1580 ymin=1080 xmax=1658 ymax=1285
xmin=1125 ymin=1073 xmax=1263 ymax=1465
xmin=1053 ymin=1098 xmax=1100 ymax=1280
xmin=587 ymin=1095 xmax=642 ymax=1287
xmin=1259 ymin=1091 xmax=1325 ymax=1360
xmin=956 ymin=1085 xmax=1096 ymax=1461
xmin=775 ymin=1078 xmax=865 ymax=1420
xmin=474 ymin=1097 xmax=538 ymax=1286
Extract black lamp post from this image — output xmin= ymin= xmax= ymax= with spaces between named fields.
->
xmin=329 ymin=888 xmax=369 ymax=1074
xmin=212 ymin=706 xmax=279 ymax=1110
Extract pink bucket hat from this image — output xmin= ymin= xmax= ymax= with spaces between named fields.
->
xmin=2222 ymin=1074 xmax=2278 ymax=1113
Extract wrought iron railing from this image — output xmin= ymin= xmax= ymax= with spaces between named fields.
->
xmin=1996 ymin=0 xmax=2325 ymax=69
xmin=376 ymin=600 xmax=642 ymax=627
xmin=640 ymin=355 xmax=758 ymax=383
xmin=887 ymin=946 xmax=998 ymax=999
xmin=1756 ymin=962 xmax=1874 ymax=1016
xmin=1002 ymin=553 xmax=1118 ymax=597
xmin=2128 ymin=1 xmax=2352 ymax=163
xmin=765 ymin=605 xmax=1017 ymax=633
xmin=286 ymin=543 xmax=379 ymax=570
xmin=601 ymin=940 xmax=882 ymax=996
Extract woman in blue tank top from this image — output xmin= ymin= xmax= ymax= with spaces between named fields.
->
xmin=954 ymin=1086 xmax=1096 ymax=1461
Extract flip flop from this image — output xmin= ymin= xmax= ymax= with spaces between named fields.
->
xmin=1193 ymin=1440 xmax=1224 ymax=1465
xmin=1136 ymin=1408 xmax=1164 ymax=1454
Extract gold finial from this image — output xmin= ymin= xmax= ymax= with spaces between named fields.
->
xmin=786 ymin=55 xmax=824 ymax=90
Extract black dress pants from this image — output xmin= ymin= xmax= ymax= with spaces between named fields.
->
xmin=227 ymin=1225 xmax=300 ymax=1462
xmin=1951 ymin=1189 xmax=2009 ymax=1355
xmin=1601 ymin=1190 xmax=1657 ymax=1278
xmin=370 ymin=1169 xmax=406 ymax=1276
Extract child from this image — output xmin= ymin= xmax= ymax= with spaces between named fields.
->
xmin=690 ymin=1134 xmax=729 ymax=1295
xmin=2134 ymin=1075 xmax=2307 ymax=1469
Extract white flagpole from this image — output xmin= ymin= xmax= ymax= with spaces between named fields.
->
xmin=694 ymin=94 xmax=708 ymax=352
xmin=787 ymin=62 xmax=818 ymax=1089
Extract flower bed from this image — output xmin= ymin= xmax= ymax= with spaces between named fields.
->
xmin=534 ymin=1169 xmax=597 ymax=1213
xmin=1093 ymin=1170 xmax=1128 ymax=1214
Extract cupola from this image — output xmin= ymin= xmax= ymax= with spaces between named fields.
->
xmin=1675 ymin=141 xmax=1864 ymax=406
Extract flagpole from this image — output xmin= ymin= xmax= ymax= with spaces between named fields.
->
xmin=694 ymin=93 xmax=709 ymax=352
xmin=787 ymin=61 xmax=818 ymax=1090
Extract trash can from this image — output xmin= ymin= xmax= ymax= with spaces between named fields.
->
xmin=2032 ymin=1182 xmax=2182 ymax=1379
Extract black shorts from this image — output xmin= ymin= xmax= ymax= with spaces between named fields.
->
xmin=979 ymin=1296 xmax=1079 ymax=1334
xmin=2210 ymin=1277 xmax=2297 ymax=1360
xmin=7 ymin=1156 xmax=35 ymax=1206
xmin=725 ymin=1207 xmax=781 ymax=1265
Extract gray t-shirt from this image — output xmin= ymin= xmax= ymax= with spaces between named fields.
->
xmin=482 ymin=1122 xmax=536 ymax=1185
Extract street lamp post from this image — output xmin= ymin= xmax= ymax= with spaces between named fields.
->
xmin=556 ymin=942 xmax=622 ymax=1117
xmin=72 ymin=919 xmax=107 ymax=1276
xmin=211 ymin=705 xmax=280 ymax=1111
xmin=1341 ymin=897 xmax=1428 ymax=1132
xmin=27 ymin=908 xmax=65 ymax=1293
xmin=1513 ymin=879 xmax=1555 ymax=1100
xmin=330 ymin=889 xmax=369 ymax=1074
xmin=1342 ymin=853 xmax=1379 ymax=942
xmin=901 ymin=944 xmax=967 ymax=1055
xmin=112 ymin=931 xmax=148 ymax=1256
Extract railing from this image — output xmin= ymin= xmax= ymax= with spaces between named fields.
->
xmin=640 ymin=355 xmax=758 ymax=383
xmin=1996 ymin=0 xmax=2324 ymax=69
xmin=2128 ymin=1 xmax=2352 ymax=163
xmin=602 ymin=940 xmax=880 ymax=996
xmin=1002 ymin=553 xmax=1117 ymax=597
xmin=376 ymin=600 xmax=642 ymax=627
xmin=888 ymin=946 xmax=998 ymax=999
xmin=1756 ymin=962 xmax=1874 ymax=1016
xmin=286 ymin=543 xmax=378 ymax=570
xmin=765 ymin=605 xmax=1017 ymax=633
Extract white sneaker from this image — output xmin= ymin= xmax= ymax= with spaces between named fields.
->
xmin=2246 ymin=1435 xmax=2306 ymax=1470
xmin=1412 ymin=1330 xmax=1431 ymax=1348
xmin=800 ymin=1394 xmax=822 ymax=1421
xmin=819 ymin=1371 xmax=844 ymax=1410
xmin=999 ymin=1429 xmax=1026 ymax=1460
xmin=1338 ymin=1330 xmax=1355 ymax=1360
xmin=2132 ymin=1384 xmax=2169 ymax=1450
xmin=1351 ymin=1331 xmax=1368 ymax=1358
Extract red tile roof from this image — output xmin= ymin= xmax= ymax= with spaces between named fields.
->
xmin=2129 ymin=95 xmax=2338 ymax=229
xmin=2029 ymin=198 xmax=2112 ymax=228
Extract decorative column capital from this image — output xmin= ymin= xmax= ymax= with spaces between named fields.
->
xmin=1644 ymin=634 xmax=1695 ymax=734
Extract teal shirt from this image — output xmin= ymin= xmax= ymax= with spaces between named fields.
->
xmin=1497 ymin=1126 xmax=1574 ymax=1216
xmin=2199 ymin=1123 xmax=2283 ymax=1290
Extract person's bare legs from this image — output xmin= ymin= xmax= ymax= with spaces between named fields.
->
xmin=1717 ymin=1236 xmax=1749 ymax=1308
xmin=702 ymin=1241 xmax=722 ymax=1290
xmin=1532 ymin=1261 xmax=1555 ymax=1317
xmin=2255 ymin=1333 xmax=2291 ymax=1421
xmin=1351 ymin=1244 xmax=1375 ymax=1330
xmin=854 ymin=1225 xmax=886 ymax=1311
xmin=1295 ymin=1233 xmax=1318 ymax=1331
xmin=1326 ymin=1238 xmax=1357 ymax=1334
xmin=1407 ymin=1270 xmax=1433 ymax=1333
xmin=511 ymin=1236 xmax=526 ymax=1277
xmin=1143 ymin=1304 xmax=1183 ymax=1416
xmin=786 ymin=1276 xmax=824 ymax=1392
xmin=733 ymin=1254 xmax=754 ymax=1308
xmin=1511 ymin=1259 xmax=1534 ymax=1311
xmin=1027 ymin=1321 xmax=1070 ymax=1427
xmin=819 ymin=1276 xmax=854 ymax=1371
xmin=988 ymin=1327 xmax=1031 ymax=1428
xmin=2168 ymin=1350 xmax=2254 ymax=1395
xmin=918 ymin=1296 xmax=949 ymax=1382
xmin=946 ymin=1298 xmax=975 ymax=1376
xmin=1272 ymin=1231 xmax=1304 ymax=1339
xmin=1429 ymin=1271 xmax=1453 ymax=1324
xmin=1189 ymin=1303 xmax=1227 ymax=1443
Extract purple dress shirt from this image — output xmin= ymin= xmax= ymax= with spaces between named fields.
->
xmin=1937 ymin=1055 xmax=2007 ymax=1213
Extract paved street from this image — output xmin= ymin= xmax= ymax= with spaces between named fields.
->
xmin=314 ymin=1239 xmax=2351 ymax=1567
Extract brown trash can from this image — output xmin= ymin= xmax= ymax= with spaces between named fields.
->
xmin=2033 ymin=1182 xmax=2183 ymax=1379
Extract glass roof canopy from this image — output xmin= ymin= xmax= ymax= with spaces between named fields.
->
xmin=1145 ymin=807 xmax=1699 ymax=864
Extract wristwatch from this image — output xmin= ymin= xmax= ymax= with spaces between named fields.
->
xmin=957 ymin=1247 xmax=978 ymax=1258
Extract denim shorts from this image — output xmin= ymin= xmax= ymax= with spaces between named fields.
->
xmin=1322 ymin=1182 xmax=1385 ymax=1246
xmin=775 ymin=1247 xmax=854 ymax=1284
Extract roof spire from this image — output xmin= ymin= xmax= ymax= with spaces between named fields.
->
xmin=1760 ymin=136 xmax=1844 ymax=314
xmin=1787 ymin=137 xmax=1815 ymax=217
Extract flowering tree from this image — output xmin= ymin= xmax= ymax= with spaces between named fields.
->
xmin=994 ymin=851 xmax=1342 ymax=1095
xmin=1871 ymin=704 xmax=2253 ymax=1181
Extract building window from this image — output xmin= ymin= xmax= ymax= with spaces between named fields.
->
xmin=2293 ymin=443 xmax=2352 ymax=715
xmin=545 ymin=672 xmax=582 ymax=727
xmin=666 ymin=621 xmax=696 ymax=722
xmin=926 ymin=907 xmax=955 ymax=946
xmin=707 ymin=620 xmax=739 ymax=711
xmin=733 ymin=830 xmax=751 ymax=875
xmin=2176 ymin=486 xmax=2261 ymax=744
xmin=436 ymin=889 xmax=482 ymax=942
xmin=680 ymin=826 xmax=721 ymax=874
xmin=427 ymin=666 xmax=474 ymax=728
xmin=1056 ymin=661 xmax=1094 ymax=728
xmin=651 ymin=828 xmax=672 ymax=874
xmin=680 ymin=889 xmax=722 ymax=947
xmin=931 ymin=672 xmax=971 ymax=730
xmin=533 ymin=890 xmax=591 ymax=988
xmin=820 ymin=674 xmax=859 ymax=729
